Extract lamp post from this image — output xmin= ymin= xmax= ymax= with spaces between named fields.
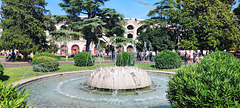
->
xmin=65 ymin=25 xmax=69 ymax=61
xmin=114 ymin=34 xmax=116 ymax=66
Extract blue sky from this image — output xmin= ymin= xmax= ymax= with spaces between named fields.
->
xmin=46 ymin=0 xmax=160 ymax=19
xmin=1 ymin=0 xmax=240 ymax=19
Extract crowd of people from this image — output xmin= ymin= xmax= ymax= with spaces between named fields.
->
xmin=6 ymin=50 xmax=34 ymax=62
xmin=136 ymin=51 xmax=156 ymax=61
xmin=181 ymin=50 xmax=204 ymax=64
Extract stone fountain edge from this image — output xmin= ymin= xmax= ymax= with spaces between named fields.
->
xmin=12 ymin=69 xmax=175 ymax=88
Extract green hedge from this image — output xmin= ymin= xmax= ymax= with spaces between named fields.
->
xmin=0 ymin=82 xmax=31 ymax=107
xmin=0 ymin=62 xmax=4 ymax=77
xmin=154 ymin=50 xmax=182 ymax=69
xmin=116 ymin=52 xmax=135 ymax=66
xmin=167 ymin=51 xmax=240 ymax=107
xmin=74 ymin=52 xmax=95 ymax=67
xmin=31 ymin=56 xmax=59 ymax=72
xmin=33 ymin=52 xmax=60 ymax=60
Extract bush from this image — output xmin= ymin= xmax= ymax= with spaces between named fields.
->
xmin=116 ymin=52 xmax=135 ymax=66
xmin=74 ymin=52 xmax=95 ymax=67
xmin=31 ymin=56 xmax=59 ymax=72
xmin=154 ymin=50 xmax=182 ymax=69
xmin=33 ymin=52 xmax=60 ymax=61
xmin=167 ymin=51 xmax=240 ymax=107
xmin=0 ymin=82 xmax=31 ymax=107
xmin=0 ymin=62 xmax=4 ymax=77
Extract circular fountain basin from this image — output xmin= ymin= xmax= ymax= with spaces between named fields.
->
xmin=87 ymin=67 xmax=152 ymax=90
xmin=17 ymin=71 xmax=171 ymax=108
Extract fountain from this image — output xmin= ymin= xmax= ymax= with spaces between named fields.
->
xmin=87 ymin=67 xmax=151 ymax=90
xmin=16 ymin=48 xmax=171 ymax=107
xmin=17 ymin=71 xmax=170 ymax=107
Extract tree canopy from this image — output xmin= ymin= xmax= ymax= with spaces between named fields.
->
xmin=136 ymin=27 xmax=175 ymax=52
xmin=0 ymin=0 xmax=55 ymax=52
xmin=148 ymin=0 xmax=240 ymax=51
xmin=57 ymin=0 xmax=125 ymax=52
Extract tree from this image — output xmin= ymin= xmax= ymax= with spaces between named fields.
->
xmin=99 ymin=8 xmax=125 ymax=37
xmin=136 ymin=27 xmax=175 ymax=52
xmin=233 ymin=3 xmax=240 ymax=15
xmin=0 ymin=0 xmax=54 ymax=54
xmin=149 ymin=0 xmax=240 ymax=52
xmin=57 ymin=0 xmax=110 ymax=52
xmin=50 ymin=27 xmax=82 ymax=60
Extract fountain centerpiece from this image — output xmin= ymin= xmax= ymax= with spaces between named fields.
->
xmin=87 ymin=67 xmax=152 ymax=90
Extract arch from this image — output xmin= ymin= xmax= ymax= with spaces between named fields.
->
xmin=128 ymin=34 xmax=133 ymax=38
xmin=137 ymin=26 xmax=144 ymax=35
xmin=127 ymin=25 xmax=134 ymax=30
xmin=60 ymin=45 xmax=68 ymax=56
xmin=127 ymin=45 xmax=133 ymax=52
xmin=71 ymin=44 xmax=80 ymax=55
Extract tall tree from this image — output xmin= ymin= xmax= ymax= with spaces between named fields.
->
xmin=136 ymin=27 xmax=175 ymax=52
xmin=57 ymin=0 xmax=125 ymax=52
xmin=0 ymin=0 xmax=54 ymax=53
xmin=57 ymin=0 xmax=106 ymax=52
xmin=149 ymin=0 xmax=240 ymax=52
xmin=99 ymin=8 xmax=125 ymax=37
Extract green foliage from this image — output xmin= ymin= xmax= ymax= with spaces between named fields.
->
xmin=33 ymin=52 xmax=60 ymax=61
xmin=137 ymin=27 xmax=175 ymax=52
xmin=149 ymin=0 xmax=240 ymax=51
xmin=100 ymin=8 xmax=126 ymax=37
xmin=74 ymin=52 xmax=95 ymax=67
xmin=154 ymin=50 xmax=182 ymax=69
xmin=0 ymin=82 xmax=31 ymax=107
xmin=31 ymin=56 xmax=59 ymax=72
xmin=0 ymin=0 xmax=55 ymax=52
xmin=167 ymin=51 xmax=240 ymax=107
xmin=116 ymin=52 xmax=135 ymax=66
xmin=0 ymin=62 xmax=4 ymax=78
xmin=233 ymin=3 xmax=240 ymax=15
xmin=57 ymin=0 xmax=125 ymax=52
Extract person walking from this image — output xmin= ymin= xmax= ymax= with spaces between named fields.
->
xmin=189 ymin=51 xmax=193 ymax=64
xmin=29 ymin=52 xmax=34 ymax=63
xmin=184 ymin=51 xmax=189 ymax=65
xmin=11 ymin=50 xmax=15 ymax=61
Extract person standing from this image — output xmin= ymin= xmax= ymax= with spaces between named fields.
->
xmin=29 ymin=51 xmax=34 ymax=62
xmin=189 ymin=51 xmax=193 ymax=63
xmin=184 ymin=51 xmax=189 ymax=64
xmin=11 ymin=50 xmax=15 ymax=61
xmin=152 ymin=51 xmax=156 ymax=60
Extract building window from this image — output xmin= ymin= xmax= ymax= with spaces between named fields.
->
xmin=127 ymin=25 xmax=134 ymax=30
xmin=128 ymin=34 xmax=133 ymax=38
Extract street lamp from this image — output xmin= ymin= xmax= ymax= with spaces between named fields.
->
xmin=65 ymin=25 xmax=69 ymax=61
xmin=114 ymin=34 xmax=116 ymax=66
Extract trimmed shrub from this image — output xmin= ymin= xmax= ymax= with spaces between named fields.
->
xmin=116 ymin=52 xmax=135 ymax=66
xmin=33 ymin=52 xmax=60 ymax=61
xmin=0 ymin=82 xmax=31 ymax=107
xmin=74 ymin=52 xmax=95 ymax=67
xmin=31 ymin=56 xmax=59 ymax=72
xmin=154 ymin=50 xmax=182 ymax=69
xmin=0 ymin=62 xmax=4 ymax=77
xmin=167 ymin=51 xmax=240 ymax=107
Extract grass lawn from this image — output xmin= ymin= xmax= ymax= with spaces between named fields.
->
xmin=0 ymin=55 xmax=5 ymax=58
xmin=1 ymin=63 xmax=178 ymax=84
xmin=58 ymin=56 xmax=106 ymax=61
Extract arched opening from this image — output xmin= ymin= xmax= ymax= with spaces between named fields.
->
xmin=71 ymin=45 xmax=80 ymax=55
xmin=60 ymin=45 xmax=67 ymax=56
xmin=137 ymin=26 xmax=144 ymax=35
xmin=127 ymin=25 xmax=134 ymax=30
xmin=128 ymin=34 xmax=133 ymax=38
xmin=127 ymin=45 xmax=133 ymax=52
